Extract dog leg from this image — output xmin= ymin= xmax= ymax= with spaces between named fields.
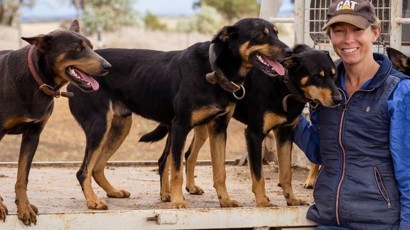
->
xmin=77 ymin=110 xmax=115 ymax=210
xmin=185 ymin=125 xmax=208 ymax=195
xmin=0 ymin=133 xmax=8 ymax=222
xmin=304 ymin=163 xmax=319 ymax=189
xmin=207 ymin=118 xmax=241 ymax=208
xmin=15 ymin=124 xmax=45 ymax=225
xmin=92 ymin=115 xmax=132 ymax=198
xmin=245 ymin=128 xmax=273 ymax=207
xmin=0 ymin=193 xmax=8 ymax=222
xmin=274 ymin=128 xmax=308 ymax=206
xmin=169 ymin=122 xmax=190 ymax=208
xmin=159 ymin=134 xmax=171 ymax=202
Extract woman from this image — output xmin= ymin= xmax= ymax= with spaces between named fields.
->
xmin=294 ymin=0 xmax=410 ymax=229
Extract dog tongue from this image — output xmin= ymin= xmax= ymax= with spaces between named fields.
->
xmin=264 ymin=57 xmax=285 ymax=76
xmin=76 ymin=70 xmax=100 ymax=90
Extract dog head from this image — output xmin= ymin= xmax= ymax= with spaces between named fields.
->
xmin=386 ymin=47 xmax=410 ymax=75
xmin=21 ymin=19 xmax=111 ymax=92
xmin=282 ymin=44 xmax=342 ymax=107
xmin=209 ymin=18 xmax=290 ymax=78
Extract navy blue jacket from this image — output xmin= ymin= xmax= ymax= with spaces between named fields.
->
xmin=294 ymin=54 xmax=410 ymax=230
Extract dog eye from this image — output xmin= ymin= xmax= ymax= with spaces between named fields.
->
xmin=76 ymin=47 xmax=82 ymax=52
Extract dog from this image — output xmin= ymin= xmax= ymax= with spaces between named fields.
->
xmin=67 ymin=18 xmax=290 ymax=210
xmin=141 ymin=44 xmax=342 ymax=207
xmin=0 ymin=20 xmax=111 ymax=225
xmin=386 ymin=47 xmax=410 ymax=75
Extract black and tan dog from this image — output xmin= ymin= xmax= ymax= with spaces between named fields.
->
xmin=141 ymin=44 xmax=342 ymax=207
xmin=387 ymin=47 xmax=410 ymax=75
xmin=0 ymin=20 xmax=111 ymax=225
xmin=67 ymin=18 xmax=290 ymax=210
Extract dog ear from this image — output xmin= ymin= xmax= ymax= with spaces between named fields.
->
xmin=21 ymin=35 xmax=52 ymax=52
xmin=386 ymin=47 xmax=409 ymax=71
xmin=211 ymin=25 xmax=239 ymax=43
xmin=208 ymin=26 xmax=236 ymax=72
xmin=69 ymin=19 xmax=80 ymax=32
xmin=281 ymin=56 xmax=298 ymax=69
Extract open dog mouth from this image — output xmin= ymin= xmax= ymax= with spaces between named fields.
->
xmin=250 ymin=53 xmax=285 ymax=76
xmin=66 ymin=67 xmax=100 ymax=91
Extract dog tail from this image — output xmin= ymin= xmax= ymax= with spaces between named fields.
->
xmin=139 ymin=124 xmax=169 ymax=143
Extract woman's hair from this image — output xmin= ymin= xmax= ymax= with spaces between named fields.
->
xmin=325 ymin=18 xmax=381 ymax=37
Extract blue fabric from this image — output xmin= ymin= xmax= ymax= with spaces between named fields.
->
xmin=317 ymin=225 xmax=352 ymax=230
xmin=293 ymin=53 xmax=410 ymax=229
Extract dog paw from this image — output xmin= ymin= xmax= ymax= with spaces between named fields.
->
xmin=171 ymin=202 xmax=188 ymax=209
xmin=0 ymin=203 xmax=8 ymax=222
xmin=160 ymin=192 xmax=171 ymax=202
xmin=220 ymin=199 xmax=242 ymax=208
xmin=87 ymin=199 xmax=108 ymax=210
xmin=186 ymin=185 xmax=204 ymax=195
xmin=106 ymin=189 xmax=131 ymax=198
xmin=286 ymin=198 xmax=309 ymax=206
xmin=303 ymin=182 xmax=314 ymax=189
xmin=256 ymin=198 xmax=276 ymax=207
xmin=17 ymin=203 xmax=38 ymax=226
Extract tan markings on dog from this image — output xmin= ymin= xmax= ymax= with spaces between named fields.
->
xmin=207 ymin=119 xmax=241 ymax=208
xmin=92 ymin=104 xmax=132 ymax=198
xmin=319 ymin=70 xmax=325 ymax=77
xmin=332 ymin=68 xmax=336 ymax=75
xmin=264 ymin=27 xmax=269 ymax=35
xmin=185 ymin=125 xmax=208 ymax=195
xmin=303 ymin=86 xmax=333 ymax=106
xmin=161 ymin=154 xmax=171 ymax=202
xmin=191 ymin=104 xmax=235 ymax=126
xmin=55 ymin=50 xmax=103 ymax=84
xmin=300 ymin=76 xmax=309 ymax=85
xmin=275 ymin=138 xmax=294 ymax=201
xmin=304 ymin=163 xmax=319 ymax=189
xmin=15 ymin=151 xmax=38 ymax=223
xmin=3 ymin=117 xmax=41 ymax=130
xmin=249 ymin=161 xmax=272 ymax=207
xmin=239 ymin=41 xmax=284 ymax=77
xmin=262 ymin=112 xmax=287 ymax=134
xmin=169 ymin=152 xmax=186 ymax=208
xmin=82 ymin=107 xmax=115 ymax=210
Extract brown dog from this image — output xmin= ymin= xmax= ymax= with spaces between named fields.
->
xmin=0 ymin=20 xmax=110 ymax=225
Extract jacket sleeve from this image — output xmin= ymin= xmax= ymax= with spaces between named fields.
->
xmin=293 ymin=109 xmax=322 ymax=165
xmin=388 ymin=79 xmax=410 ymax=230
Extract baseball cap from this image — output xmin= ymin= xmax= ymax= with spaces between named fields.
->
xmin=322 ymin=0 xmax=378 ymax=30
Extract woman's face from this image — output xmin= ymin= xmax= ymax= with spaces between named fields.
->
xmin=329 ymin=22 xmax=380 ymax=66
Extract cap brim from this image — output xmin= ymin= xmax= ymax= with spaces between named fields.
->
xmin=322 ymin=14 xmax=370 ymax=30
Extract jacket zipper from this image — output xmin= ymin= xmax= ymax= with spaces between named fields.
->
xmin=335 ymin=88 xmax=374 ymax=226
xmin=373 ymin=166 xmax=392 ymax=208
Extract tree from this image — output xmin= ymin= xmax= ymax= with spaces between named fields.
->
xmin=193 ymin=0 xmax=260 ymax=23
xmin=144 ymin=11 xmax=167 ymax=31
xmin=0 ymin=0 xmax=34 ymax=26
xmin=81 ymin=0 xmax=137 ymax=34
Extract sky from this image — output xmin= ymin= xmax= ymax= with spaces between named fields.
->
xmin=20 ymin=0 xmax=198 ymax=22
xmin=20 ymin=0 xmax=294 ymax=22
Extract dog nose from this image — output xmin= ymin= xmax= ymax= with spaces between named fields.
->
xmin=332 ymin=93 xmax=343 ymax=104
xmin=284 ymin=47 xmax=293 ymax=57
xmin=103 ymin=61 xmax=112 ymax=70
